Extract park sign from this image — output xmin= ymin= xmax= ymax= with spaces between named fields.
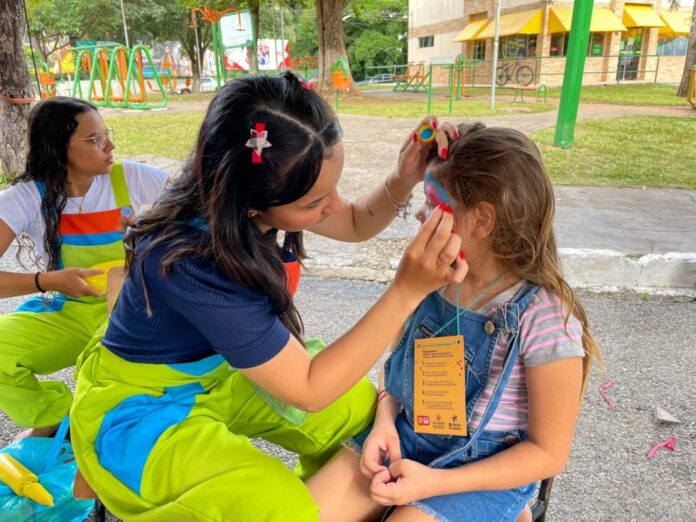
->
xmin=220 ymin=10 xmax=255 ymax=49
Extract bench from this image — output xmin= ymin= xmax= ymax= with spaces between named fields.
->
xmin=511 ymin=84 xmax=548 ymax=104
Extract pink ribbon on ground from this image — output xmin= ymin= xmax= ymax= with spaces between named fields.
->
xmin=647 ymin=435 xmax=677 ymax=460
xmin=599 ymin=379 xmax=617 ymax=409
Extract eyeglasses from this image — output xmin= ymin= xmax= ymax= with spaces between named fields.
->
xmin=77 ymin=128 xmax=115 ymax=150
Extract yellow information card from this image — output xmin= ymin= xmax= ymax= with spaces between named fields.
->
xmin=413 ymin=335 xmax=467 ymax=436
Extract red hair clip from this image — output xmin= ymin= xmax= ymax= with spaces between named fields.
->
xmin=300 ymin=78 xmax=312 ymax=91
xmin=245 ymin=123 xmax=272 ymax=164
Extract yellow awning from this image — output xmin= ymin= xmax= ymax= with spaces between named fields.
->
xmin=477 ymin=9 xmax=543 ymax=39
xmin=549 ymin=7 xmax=627 ymax=33
xmin=659 ymin=11 xmax=691 ymax=37
xmin=623 ymin=4 xmax=665 ymax=28
xmin=454 ymin=19 xmax=488 ymax=42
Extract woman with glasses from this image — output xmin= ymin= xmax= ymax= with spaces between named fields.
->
xmin=0 ymin=97 xmax=169 ymax=439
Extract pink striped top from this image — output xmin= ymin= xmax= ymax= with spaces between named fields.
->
xmin=464 ymin=284 xmax=585 ymax=432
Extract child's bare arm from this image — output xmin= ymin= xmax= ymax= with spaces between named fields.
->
xmin=370 ymin=357 xmax=583 ymax=505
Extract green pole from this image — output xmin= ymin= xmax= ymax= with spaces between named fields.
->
xmin=448 ymin=65 xmax=454 ymax=114
xmin=212 ymin=23 xmax=222 ymax=88
xmin=455 ymin=55 xmax=463 ymax=100
xmin=426 ymin=64 xmax=433 ymax=114
xmin=553 ymin=0 xmax=594 ymax=149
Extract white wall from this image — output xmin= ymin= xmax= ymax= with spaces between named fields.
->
xmin=408 ymin=31 xmax=463 ymax=63
xmin=409 ymin=0 xmax=463 ymax=27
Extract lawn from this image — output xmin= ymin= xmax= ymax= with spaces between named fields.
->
xmin=335 ymin=95 xmax=554 ymax=118
xmin=3 ymin=112 xmax=693 ymax=191
xmin=532 ymin=116 xmax=696 ymax=189
xmin=106 ymin=112 xmax=204 ymax=160
xmin=441 ymin=83 xmax=686 ymax=106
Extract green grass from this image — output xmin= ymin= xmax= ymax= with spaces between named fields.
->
xmin=532 ymin=116 xmax=696 ymax=189
xmin=336 ymin=96 xmax=554 ymax=118
xmin=438 ymin=83 xmax=685 ymax=106
xmin=547 ymin=83 xmax=685 ymax=106
xmin=106 ymin=112 xmax=204 ymax=159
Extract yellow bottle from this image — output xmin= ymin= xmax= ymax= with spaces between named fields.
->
xmin=0 ymin=453 xmax=54 ymax=507
xmin=84 ymin=260 xmax=125 ymax=293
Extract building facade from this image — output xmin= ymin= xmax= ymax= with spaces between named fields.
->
xmin=407 ymin=0 xmax=693 ymax=86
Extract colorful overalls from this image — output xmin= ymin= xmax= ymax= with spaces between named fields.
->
xmin=374 ymin=284 xmax=540 ymax=521
xmin=0 ymin=165 xmax=132 ymax=428
xmin=70 ymin=252 xmax=376 ymax=521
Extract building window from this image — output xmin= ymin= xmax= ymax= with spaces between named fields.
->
xmin=550 ymin=33 xmax=567 ymax=56
xmin=472 ymin=40 xmax=486 ymax=61
xmin=587 ymin=33 xmax=605 ymax=57
xmin=549 ymin=32 xmax=607 ymax=57
xmin=498 ymin=34 xmax=537 ymax=59
xmin=657 ymin=37 xmax=688 ymax=56
xmin=418 ymin=36 xmax=434 ymax=48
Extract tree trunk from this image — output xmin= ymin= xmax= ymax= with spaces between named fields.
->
xmin=676 ymin=4 xmax=696 ymax=97
xmin=250 ymin=3 xmax=260 ymax=74
xmin=0 ymin=0 xmax=34 ymax=178
xmin=316 ymin=0 xmax=354 ymax=93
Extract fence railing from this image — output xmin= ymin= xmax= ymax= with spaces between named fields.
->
xmin=368 ymin=53 xmax=682 ymax=88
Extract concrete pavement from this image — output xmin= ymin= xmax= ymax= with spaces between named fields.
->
xmin=0 ymin=277 xmax=693 ymax=521
xmin=126 ymin=107 xmax=696 ymax=295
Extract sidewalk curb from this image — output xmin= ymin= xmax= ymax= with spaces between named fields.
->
xmin=304 ymin=249 xmax=696 ymax=297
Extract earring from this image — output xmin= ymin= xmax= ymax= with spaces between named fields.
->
xmin=249 ymin=211 xmax=258 ymax=218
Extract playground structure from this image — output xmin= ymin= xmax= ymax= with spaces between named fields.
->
xmin=71 ymin=43 xmax=168 ymax=110
xmin=332 ymin=57 xmax=351 ymax=110
xmin=190 ymin=6 xmax=254 ymax=90
xmin=392 ymin=55 xmax=479 ymax=113
xmin=37 ymin=64 xmax=56 ymax=99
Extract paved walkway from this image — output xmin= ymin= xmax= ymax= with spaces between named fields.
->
xmin=104 ymin=97 xmax=696 ymax=293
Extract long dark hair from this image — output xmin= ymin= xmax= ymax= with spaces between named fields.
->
xmin=126 ymin=72 xmax=342 ymax=340
xmin=431 ymin=123 xmax=601 ymax=393
xmin=13 ymin=97 xmax=98 ymax=270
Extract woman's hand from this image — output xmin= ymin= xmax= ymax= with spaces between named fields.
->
xmin=360 ymin=421 xmax=402 ymax=480
xmin=40 ymin=268 xmax=104 ymax=298
xmin=392 ymin=205 xmax=468 ymax=302
xmin=370 ymin=458 xmax=439 ymax=506
xmin=395 ymin=116 xmax=460 ymax=184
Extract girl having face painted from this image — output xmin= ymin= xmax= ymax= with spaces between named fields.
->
xmin=309 ymin=122 xmax=601 ymax=522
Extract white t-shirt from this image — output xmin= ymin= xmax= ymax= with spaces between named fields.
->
xmin=0 ymin=160 xmax=168 ymax=262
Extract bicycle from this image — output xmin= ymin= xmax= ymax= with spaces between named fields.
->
xmin=496 ymin=61 xmax=535 ymax=87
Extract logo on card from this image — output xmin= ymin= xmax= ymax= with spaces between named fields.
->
xmin=417 ymin=415 xmax=430 ymax=426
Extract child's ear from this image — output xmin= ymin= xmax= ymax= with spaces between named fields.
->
xmin=472 ymin=202 xmax=496 ymax=239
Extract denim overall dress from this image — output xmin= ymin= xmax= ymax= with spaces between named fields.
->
xmin=382 ymin=283 xmax=540 ymax=521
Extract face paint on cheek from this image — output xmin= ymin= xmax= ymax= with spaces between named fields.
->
xmin=424 ymin=171 xmax=452 ymax=208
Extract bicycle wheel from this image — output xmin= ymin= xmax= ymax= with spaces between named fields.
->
xmin=496 ymin=66 xmax=508 ymax=87
xmin=516 ymin=65 xmax=534 ymax=86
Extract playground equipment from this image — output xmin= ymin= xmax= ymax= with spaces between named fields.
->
xmin=71 ymin=43 xmax=167 ymax=110
xmin=332 ymin=57 xmax=351 ymax=110
xmin=688 ymin=65 xmax=696 ymax=109
xmin=424 ymin=56 xmax=479 ymax=114
xmin=190 ymin=6 xmax=253 ymax=89
xmin=394 ymin=63 xmax=429 ymax=92
xmin=37 ymin=64 xmax=56 ymax=99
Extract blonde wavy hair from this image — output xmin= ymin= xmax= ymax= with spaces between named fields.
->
xmin=430 ymin=122 xmax=602 ymax=393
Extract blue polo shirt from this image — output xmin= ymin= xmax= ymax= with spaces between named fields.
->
xmin=103 ymin=233 xmax=290 ymax=368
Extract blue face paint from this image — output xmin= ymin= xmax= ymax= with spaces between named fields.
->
xmin=424 ymin=171 xmax=452 ymax=207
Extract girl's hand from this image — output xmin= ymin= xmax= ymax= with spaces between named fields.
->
xmin=41 ymin=268 xmax=104 ymax=298
xmin=395 ymin=116 xmax=460 ymax=184
xmin=360 ymin=422 xmax=402 ymax=479
xmin=392 ymin=205 xmax=468 ymax=301
xmin=370 ymin=458 xmax=437 ymax=506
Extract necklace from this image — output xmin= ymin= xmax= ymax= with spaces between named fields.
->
xmin=70 ymin=195 xmax=86 ymax=213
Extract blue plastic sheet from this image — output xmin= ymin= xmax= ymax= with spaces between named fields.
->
xmin=0 ymin=417 xmax=94 ymax=521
